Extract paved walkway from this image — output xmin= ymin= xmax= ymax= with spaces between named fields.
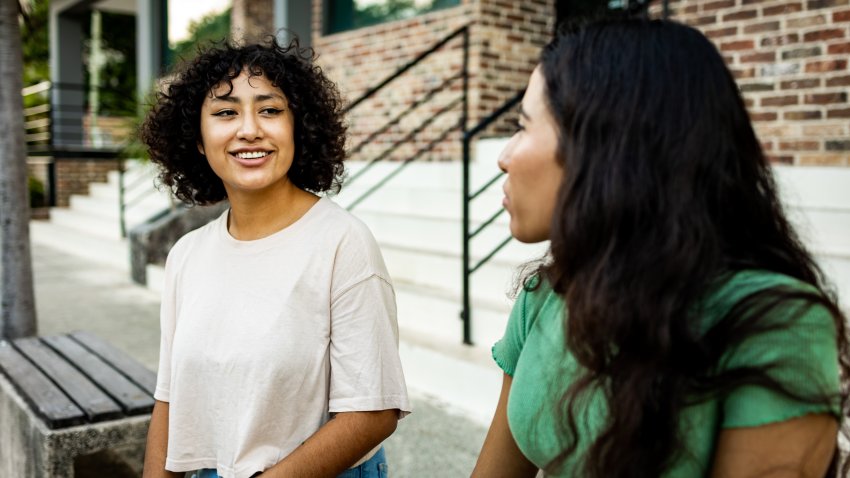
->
xmin=28 ymin=240 xmax=488 ymax=477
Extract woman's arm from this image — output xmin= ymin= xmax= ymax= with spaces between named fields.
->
xmin=143 ymin=400 xmax=183 ymax=478
xmin=710 ymin=413 xmax=837 ymax=478
xmin=260 ymin=409 xmax=398 ymax=478
xmin=472 ymin=373 xmax=539 ymax=477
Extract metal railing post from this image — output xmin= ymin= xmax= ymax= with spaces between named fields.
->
xmin=118 ymin=157 xmax=127 ymax=238
xmin=461 ymin=27 xmax=472 ymax=345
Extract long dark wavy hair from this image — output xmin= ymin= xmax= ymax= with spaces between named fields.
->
xmin=533 ymin=19 xmax=849 ymax=477
xmin=140 ymin=37 xmax=347 ymax=205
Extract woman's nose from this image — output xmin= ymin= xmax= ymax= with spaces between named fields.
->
xmin=237 ymin=114 xmax=261 ymax=140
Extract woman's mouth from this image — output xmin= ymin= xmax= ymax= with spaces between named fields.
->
xmin=231 ymin=150 xmax=272 ymax=166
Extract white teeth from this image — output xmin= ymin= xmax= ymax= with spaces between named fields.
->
xmin=235 ymin=151 xmax=269 ymax=159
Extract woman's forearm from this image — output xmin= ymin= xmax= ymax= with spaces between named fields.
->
xmin=143 ymin=400 xmax=183 ymax=478
xmin=261 ymin=409 xmax=398 ymax=478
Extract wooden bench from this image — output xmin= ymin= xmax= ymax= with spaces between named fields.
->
xmin=0 ymin=331 xmax=155 ymax=477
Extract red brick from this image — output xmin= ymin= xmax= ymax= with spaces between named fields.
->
xmin=784 ymin=110 xmax=823 ymax=120
xmin=805 ymin=92 xmax=848 ymax=104
xmin=827 ymin=107 xmax=850 ymax=118
xmin=741 ymin=51 xmax=776 ymax=63
xmin=803 ymin=29 xmax=846 ymax=42
xmin=826 ymin=75 xmax=850 ymax=86
xmin=705 ymin=26 xmax=738 ymax=38
xmin=721 ymin=39 xmax=756 ymax=51
xmin=764 ymin=3 xmax=803 ymax=15
xmin=768 ymin=155 xmax=794 ymax=164
xmin=762 ymin=95 xmax=799 ymax=106
xmin=780 ymin=78 xmax=821 ymax=89
xmin=808 ymin=0 xmax=850 ymax=8
xmin=750 ymin=111 xmax=778 ymax=121
xmin=732 ymin=66 xmax=757 ymax=79
xmin=834 ymin=9 xmax=850 ymax=21
xmin=798 ymin=154 xmax=848 ymax=166
xmin=741 ymin=82 xmax=775 ymax=91
xmin=744 ymin=21 xmax=780 ymax=33
xmin=692 ymin=14 xmax=718 ymax=26
xmin=704 ymin=0 xmax=736 ymax=10
xmin=723 ymin=9 xmax=758 ymax=21
xmin=779 ymin=141 xmax=820 ymax=151
xmin=828 ymin=42 xmax=850 ymax=54
xmin=806 ymin=59 xmax=848 ymax=72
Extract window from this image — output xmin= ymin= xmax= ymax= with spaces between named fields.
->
xmin=325 ymin=0 xmax=461 ymax=35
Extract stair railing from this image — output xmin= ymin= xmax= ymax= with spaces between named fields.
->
xmin=460 ymin=90 xmax=524 ymax=345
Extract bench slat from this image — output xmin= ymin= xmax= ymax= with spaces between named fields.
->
xmin=70 ymin=331 xmax=157 ymax=396
xmin=13 ymin=337 xmax=123 ymax=423
xmin=0 ymin=341 xmax=86 ymax=429
xmin=43 ymin=335 xmax=155 ymax=415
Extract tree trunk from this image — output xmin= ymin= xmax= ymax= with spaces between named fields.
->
xmin=0 ymin=0 xmax=37 ymax=338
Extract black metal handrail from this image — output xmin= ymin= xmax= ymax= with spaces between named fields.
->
xmin=460 ymin=89 xmax=524 ymax=345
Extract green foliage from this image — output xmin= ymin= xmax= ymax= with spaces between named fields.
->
xmin=83 ymin=12 xmax=138 ymax=116
xmin=169 ymin=8 xmax=231 ymax=69
xmin=28 ymin=176 xmax=45 ymax=208
xmin=329 ymin=0 xmax=459 ymax=33
xmin=19 ymin=0 xmax=49 ymax=86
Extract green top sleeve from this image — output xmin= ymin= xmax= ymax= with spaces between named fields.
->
xmin=492 ymin=288 xmax=531 ymax=376
xmin=721 ymin=299 xmax=841 ymax=428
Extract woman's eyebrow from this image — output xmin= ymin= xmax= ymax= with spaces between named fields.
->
xmin=210 ymin=93 xmax=286 ymax=103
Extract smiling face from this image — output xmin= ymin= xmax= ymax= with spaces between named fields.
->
xmin=498 ymin=66 xmax=563 ymax=243
xmin=198 ymin=71 xmax=296 ymax=198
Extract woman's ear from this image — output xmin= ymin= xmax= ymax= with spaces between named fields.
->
xmin=197 ymin=142 xmax=205 ymax=156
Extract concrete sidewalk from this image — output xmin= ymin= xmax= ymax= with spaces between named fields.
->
xmin=28 ymin=240 xmax=488 ymax=477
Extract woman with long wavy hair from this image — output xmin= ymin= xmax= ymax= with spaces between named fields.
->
xmin=473 ymin=19 xmax=848 ymax=477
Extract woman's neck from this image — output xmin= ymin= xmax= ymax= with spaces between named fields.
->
xmin=225 ymin=181 xmax=319 ymax=241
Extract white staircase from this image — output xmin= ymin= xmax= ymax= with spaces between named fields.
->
xmin=29 ymin=160 xmax=171 ymax=272
xmin=29 ymin=142 xmax=850 ymax=426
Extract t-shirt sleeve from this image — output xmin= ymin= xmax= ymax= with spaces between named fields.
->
xmin=492 ymin=288 xmax=532 ymax=377
xmin=328 ymin=274 xmax=411 ymax=417
xmin=721 ymin=299 xmax=841 ymax=428
xmin=153 ymin=246 xmax=181 ymax=403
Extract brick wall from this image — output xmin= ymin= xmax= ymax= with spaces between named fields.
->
xmin=657 ymin=0 xmax=850 ymax=166
xmin=54 ymin=159 xmax=120 ymax=208
xmin=310 ymin=0 xmax=554 ymax=163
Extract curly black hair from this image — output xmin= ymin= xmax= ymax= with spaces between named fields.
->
xmin=140 ymin=37 xmax=347 ymax=205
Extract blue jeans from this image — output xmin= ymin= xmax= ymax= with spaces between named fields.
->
xmin=189 ymin=446 xmax=388 ymax=478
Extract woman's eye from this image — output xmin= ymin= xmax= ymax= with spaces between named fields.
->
xmin=212 ymin=110 xmax=236 ymax=117
xmin=260 ymin=108 xmax=282 ymax=115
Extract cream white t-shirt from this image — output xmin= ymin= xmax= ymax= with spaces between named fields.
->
xmin=154 ymin=197 xmax=410 ymax=478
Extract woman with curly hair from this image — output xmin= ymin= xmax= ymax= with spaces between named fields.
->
xmin=473 ymin=19 xmax=848 ymax=477
xmin=140 ymin=38 xmax=410 ymax=478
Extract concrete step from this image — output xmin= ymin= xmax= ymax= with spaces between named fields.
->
xmin=29 ymin=220 xmax=129 ymax=272
xmin=48 ymin=207 xmax=124 ymax=241
xmin=68 ymin=193 xmax=171 ymax=226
